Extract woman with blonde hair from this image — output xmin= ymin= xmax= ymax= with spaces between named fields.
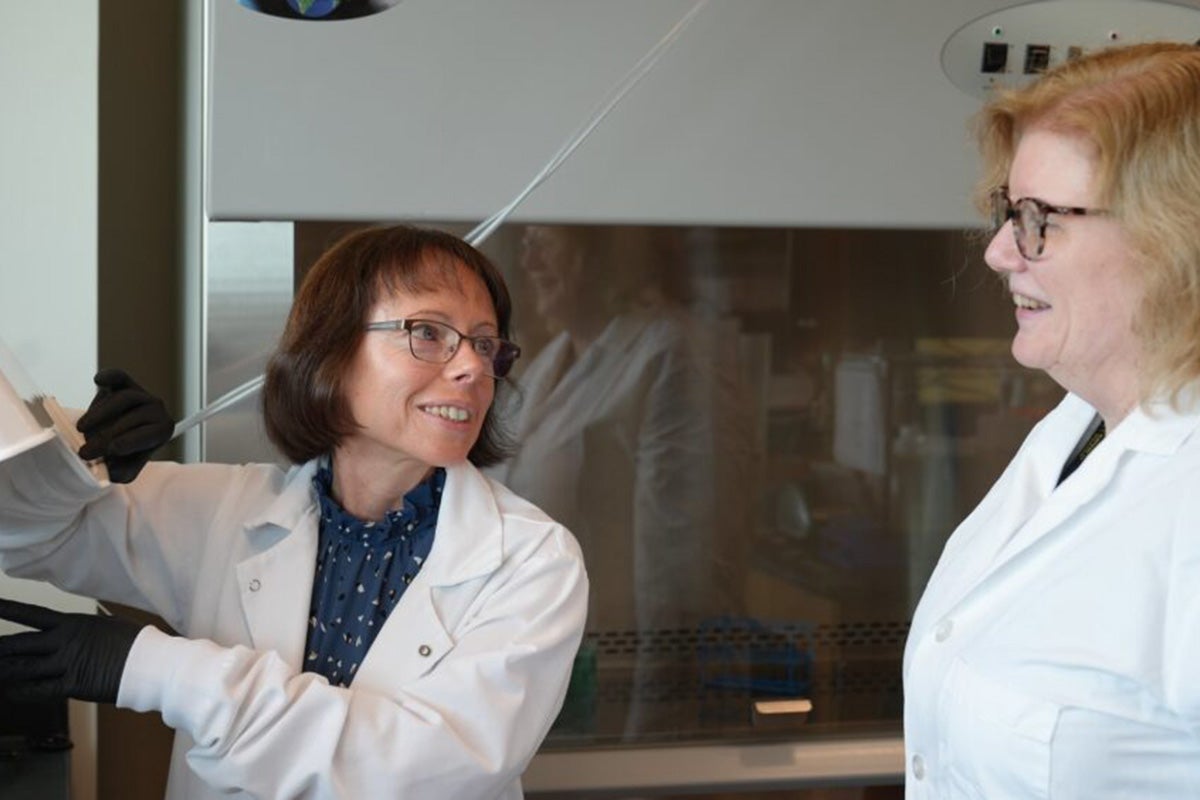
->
xmin=905 ymin=42 xmax=1200 ymax=797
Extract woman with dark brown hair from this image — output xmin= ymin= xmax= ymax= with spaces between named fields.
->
xmin=0 ymin=225 xmax=588 ymax=800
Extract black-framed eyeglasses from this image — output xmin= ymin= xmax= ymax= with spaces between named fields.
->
xmin=990 ymin=186 xmax=1108 ymax=260
xmin=365 ymin=319 xmax=521 ymax=379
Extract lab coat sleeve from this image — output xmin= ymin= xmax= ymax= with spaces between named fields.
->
xmin=117 ymin=526 xmax=589 ymax=799
xmin=631 ymin=327 xmax=723 ymax=628
xmin=0 ymin=434 xmax=266 ymax=629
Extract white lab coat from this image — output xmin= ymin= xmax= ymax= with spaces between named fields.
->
xmin=904 ymin=391 xmax=1200 ymax=798
xmin=0 ymin=436 xmax=588 ymax=800
xmin=489 ymin=310 xmax=741 ymax=633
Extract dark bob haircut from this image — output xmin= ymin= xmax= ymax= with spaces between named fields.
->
xmin=263 ymin=224 xmax=514 ymax=467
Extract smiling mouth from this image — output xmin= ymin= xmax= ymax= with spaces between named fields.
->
xmin=421 ymin=405 xmax=471 ymax=422
xmin=1013 ymin=292 xmax=1050 ymax=311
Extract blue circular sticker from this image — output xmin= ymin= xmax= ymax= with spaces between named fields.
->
xmin=286 ymin=0 xmax=341 ymax=18
xmin=237 ymin=0 xmax=400 ymax=21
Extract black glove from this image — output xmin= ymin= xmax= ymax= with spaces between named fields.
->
xmin=0 ymin=598 xmax=142 ymax=704
xmin=76 ymin=368 xmax=174 ymax=483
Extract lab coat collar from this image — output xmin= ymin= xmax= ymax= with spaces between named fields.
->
xmin=515 ymin=313 xmax=659 ymax=434
xmin=1108 ymin=391 xmax=1200 ymax=457
xmin=550 ymin=313 xmax=658 ymax=379
xmin=421 ymin=461 xmax=504 ymax=586
xmin=594 ymin=312 xmax=655 ymax=354
xmin=921 ymin=389 xmax=1200 ymax=625
xmin=350 ymin=461 xmax=505 ymax=688
xmin=1024 ymin=390 xmax=1200 ymax=490
xmin=240 ymin=458 xmax=503 ymax=584
xmin=233 ymin=459 xmax=504 ymax=673
xmin=242 ymin=459 xmax=321 ymax=534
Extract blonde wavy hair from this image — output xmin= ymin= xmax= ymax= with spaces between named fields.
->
xmin=974 ymin=42 xmax=1200 ymax=405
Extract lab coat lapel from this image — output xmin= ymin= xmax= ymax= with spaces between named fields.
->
xmin=989 ymin=432 xmax=1122 ymax=564
xmin=500 ymin=333 xmax=583 ymax=479
xmin=914 ymin=394 xmax=1094 ymax=619
xmin=235 ymin=461 xmax=321 ymax=670
xmin=985 ymin=397 xmax=1199 ymax=572
xmin=515 ymin=333 xmax=573 ymax=428
xmin=935 ymin=396 xmax=1200 ymax=620
xmin=488 ymin=335 xmax=573 ymax=486
xmin=525 ymin=316 xmax=652 ymax=446
xmin=353 ymin=462 xmax=503 ymax=688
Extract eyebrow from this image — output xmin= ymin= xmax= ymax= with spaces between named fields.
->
xmin=400 ymin=310 xmax=500 ymax=335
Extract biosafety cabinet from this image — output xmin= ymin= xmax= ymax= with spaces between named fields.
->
xmin=189 ymin=1 xmax=1200 ymax=796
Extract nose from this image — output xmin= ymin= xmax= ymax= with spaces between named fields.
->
xmin=443 ymin=340 xmax=490 ymax=382
xmin=984 ymin=220 xmax=1024 ymax=276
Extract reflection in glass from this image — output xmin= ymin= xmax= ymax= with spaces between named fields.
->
xmin=484 ymin=223 xmax=1060 ymax=750
xmin=277 ymin=221 xmax=1062 ymax=756
xmin=487 ymin=225 xmax=758 ymax=741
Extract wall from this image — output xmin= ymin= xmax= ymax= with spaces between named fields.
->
xmin=98 ymin=1 xmax=186 ymax=429
xmin=0 ymin=1 xmax=98 ymax=399
xmin=95 ymin=3 xmax=189 ymax=797
xmin=0 ymin=3 xmax=99 ymax=799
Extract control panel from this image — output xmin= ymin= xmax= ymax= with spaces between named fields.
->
xmin=942 ymin=0 xmax=1200 ymax=99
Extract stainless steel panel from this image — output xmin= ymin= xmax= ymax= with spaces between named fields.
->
xmin=202 ymin=221 xmax=293 ymax=464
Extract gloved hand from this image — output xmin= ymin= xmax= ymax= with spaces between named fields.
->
xmin=76 ymin=368 xmax=174 ymax=483
xmin=0 ymin=598 xmax=143 ymax=704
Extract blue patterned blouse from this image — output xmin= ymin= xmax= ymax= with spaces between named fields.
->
xmin=304 ymin=465 xmax=445 ymax=687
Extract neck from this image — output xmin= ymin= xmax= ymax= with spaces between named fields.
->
xmin=329 ymin=448 xmax=432 ymax=521
xmin=1078 ymin=387 xmax=1137 ymax=434
xmin=1054 ymin=360 xmax=1140 ymax=433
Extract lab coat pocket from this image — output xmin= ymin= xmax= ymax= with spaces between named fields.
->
xmin=941 ymin=658 xmax=1062 ymax=799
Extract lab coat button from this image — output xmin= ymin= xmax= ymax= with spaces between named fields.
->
xmin=911 ymin=753 xmax=926 ymax=780
xmin=418 ymin=644 xmax=432 ymax=657
xmin=934 ymin=619 xmax=954 ymax=642
xmin=249 ymin=579 xmax=261 ymax=592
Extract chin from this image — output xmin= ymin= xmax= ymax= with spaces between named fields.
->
xmin=1011 ymin=351 xmax=1038 ymax=370
xmin=1010 ymin=337 xmax=1051 ymax=373
xmin=424 ymin=449 xmax=473 ymax=468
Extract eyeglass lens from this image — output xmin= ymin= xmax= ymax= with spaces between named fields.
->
xmin=991 ymin=191 xmax=1043 ymax=260
xmin=408 ymin=321 xmax=518 ymax=378
xmin=1016 ymin=199 xmax=1044 ymax=258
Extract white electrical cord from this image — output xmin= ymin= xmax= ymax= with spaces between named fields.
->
xmin=463 ymin=0 xmax=709 ymax=247
xmin=170 ymin=0 xmax=709 ymax=444
xmin=171 ymin=374 xmax=264 ymax=441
